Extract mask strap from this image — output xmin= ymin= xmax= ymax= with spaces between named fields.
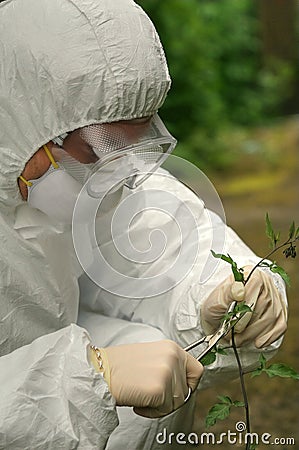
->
xmin=19 ymin=175 xmax=33 ymax=187
xmin=42 ymin=145 xmax=59 ymax=169
xmin=18 ymin=144 xmax=59 ymax=187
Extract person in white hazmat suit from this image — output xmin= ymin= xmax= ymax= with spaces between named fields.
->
xmin=0 ymin=0 xmax=288 ymax=449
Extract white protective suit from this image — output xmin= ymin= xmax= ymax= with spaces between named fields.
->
xmin=0 ymin=1 xmax=287 ymax=449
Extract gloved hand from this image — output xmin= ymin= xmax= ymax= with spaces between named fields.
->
xmin=97 ymin=340 xmax=203 ymax=418
xmin=200 ymin=266 xmax=287 ymax=348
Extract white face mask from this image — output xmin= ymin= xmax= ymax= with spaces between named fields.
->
xmin=25 ymin=149 xmax=128 ymax=224
xmin=27 ymin=165 xmax=82 ymax=224
xmin=26 ymin=159 xmax=129 ymax=224
xmin=21 ymin=144 xmax=97 ymax=224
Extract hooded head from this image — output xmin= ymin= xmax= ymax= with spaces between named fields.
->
xmin=0 ymin=0 xmax=171 ymax=205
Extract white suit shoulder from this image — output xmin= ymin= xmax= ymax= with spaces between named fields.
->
xmin=0 ymin=324 xmax=118 ymax=450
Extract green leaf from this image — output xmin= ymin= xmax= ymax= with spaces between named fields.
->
xmin=215 ymin=347 xmax=228 ymax=356
xmin=259 ymin=353 xmax=267 ymax=369
xmin=221 ymin=312 xmax=234 ymax=323
xmin=211 ymin=250 xmax=244 ymax=282
xmin=232 ymin=400 xmax=245 ymax=407
xmin=264 ymin=363 xmax=299 ymax=380
xmin=217 ymin=395 xmax=232 ymax=404
xmin=210 ymin=250 xmax=233 ymax=265
xmin=295 ymin=226 xmax=299 ymax=238
xmin=232 ymin=265 xmax=244 ymax=282
xmin=259 ymin=261 xmax=271 ymax=267
xmin=200 ymin=351 xmax=217 ymax=366
xmin=289 ymin=221 xmax=295 ymax=240
xmin=249 ymin=444 xmax=259 ymax=450
xmin=234 ymin=302 xmax=252 ymax=314
xmin=251 ymin=367 xmax=263 ymax=378
xmin=251 ymin=353 xmax=266 ymax=377
xmin=205 ymin=396 xmax=245 ymax=427
xmin=265 ymin=213 xmax=275 ymax=248
xmin=251 ymin=356 xmax=299 ymax=380
xmin=270 ymin=264 xmax=290 ymax=286
xmin=205 ymin=401 xmax=231 ymax=427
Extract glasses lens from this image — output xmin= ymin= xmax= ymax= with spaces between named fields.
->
xmin=79 ymin=114 xmax=176 ymax=162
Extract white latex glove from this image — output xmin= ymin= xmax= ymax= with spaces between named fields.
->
xmin=97 ymin=340 xmax=203 ymax=418
xmin=201 ymin=266 xmax=287 ymax=348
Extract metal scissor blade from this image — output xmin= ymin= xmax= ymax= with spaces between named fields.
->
xmin=183 ymin=328 xmax=227 ymax=361
xmin=184 ymin=335 xmax=212 ymax=353
xmin=195 ymin=328 xmax=228 ymax=361
xmin=184 ymin=301 xmax=240 ymax=361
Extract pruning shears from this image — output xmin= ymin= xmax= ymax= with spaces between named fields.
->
xmin=184 ymin=301 xmax=241 ymax=361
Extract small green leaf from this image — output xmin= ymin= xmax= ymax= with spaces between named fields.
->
xmin=264 ymin=363 xmax=299 ymax=380
xmin=232 ymin=400 xmax=245 ymax=407
xmin=217 ymin=395 xmax=232 ymax=404
xmin=270 ymin=264 xmax=290 ymax=286
xmin=265 ymin=213 xmax=275 ymax=248
xmin=251 ymin=367 xmax=263 ymax=378
xmin=215 ymin=347 xmax=228 ymax=356
xmin=251 ymin=357 xmax=299 ymax=380
xmin=295 ymin=226 xmax=299 ymax=238
xmin=289 ymin=221 xmax=295 ymax=240
xmin=211 ymin=250 xmax=244 ymax=282
xmin=259 ymin=353 xmax=267 ymax=369
xmin=211 ymin=250 xmax=233 ymax=265
xmin=210 ymin=249 xmax=225 ymax=260
xmin=259 ymin=261 xmax=271 ymax=268
xmin=251 ymin=353 xmax=266 ymax=377
xmin=234 ymin=302 xmax=252 ymax=314
xmin=249 ymin=444 xmax=258 ymax=450
xmin=200 ymin=351 xmax=217 ymax=366
xmin=205 ymin=396 xmax=245 ymax=427
xmin=205 ymin=402 xmax=231 ymax=427
xmin=232 ymin=265 xmax=244 ymax=282
xmin=221 ymin=312 xmax=234 ymax=323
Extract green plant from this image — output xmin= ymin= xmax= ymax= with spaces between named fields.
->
xmin=205 ymin=214 xmax=299 ymax=449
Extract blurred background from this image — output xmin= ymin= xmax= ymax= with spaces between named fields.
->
xmin=140 ymin=1 xmax=298 ymax=448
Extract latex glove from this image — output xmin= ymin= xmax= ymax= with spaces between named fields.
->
xmin=98 ymin=340 xmax=203 ymax=418
xmin=201 ymin=267 xmax=287 ymax=348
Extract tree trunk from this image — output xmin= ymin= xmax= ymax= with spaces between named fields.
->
xmin=259 ymin=0 xmax=299 ymax=113
xmin=259 ymin=0 xmax=298 ymax=62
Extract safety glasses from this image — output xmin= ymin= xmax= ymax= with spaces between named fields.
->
xmin=81 ymin=113 xmax=177 ymax=190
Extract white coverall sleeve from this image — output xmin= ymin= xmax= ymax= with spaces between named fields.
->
xmin=0 ymin=324 xmax=118 ymax=450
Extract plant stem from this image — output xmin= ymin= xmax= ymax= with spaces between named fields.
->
xmin=245 ymin=237 xmax=297 ymax=284
xmin=231 ymin=327 xmax=251 ymax=450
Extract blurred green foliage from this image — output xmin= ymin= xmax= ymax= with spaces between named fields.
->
xmin=139 ymin=0 xmax=296 ymax=170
